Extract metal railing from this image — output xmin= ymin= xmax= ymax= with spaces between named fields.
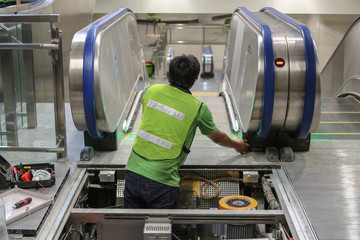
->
xmin=333 ymin=75 xmax=360 ymax=97
xmin=0 ymin=14 xmax=66 ymax=158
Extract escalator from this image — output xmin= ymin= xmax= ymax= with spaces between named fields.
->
xmin=33 ymin=6 xmax=326 ymax=240
xmin=320 ymin=16 xmax=360 ymax=98
xmin=0 ymin=3 xmax=358 ymax=239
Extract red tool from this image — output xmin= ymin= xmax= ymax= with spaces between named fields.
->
xmin=13 ymin=197 xmax=32 ymax=209
xmin=13 ymin=167 xmax=20 ymax=182
xmin=21 ymin=171 xmax=32 ymax=181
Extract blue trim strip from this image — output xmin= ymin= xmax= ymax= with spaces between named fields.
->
xmin=261 ymin=7 xmax=317 ymax=139
xmin=30 ymin=0 xmax=42 ymax=5
xmin=201 ymin=45 xmax=206 ymax=75
xmin=83 ymin=7 xmax=131 ymax=138
xmin=209 ymin=45 xmax=214 ymax=73
xmin=169 ymin=45 xmax=174 ymax=62
xmin=345 ymin=16 xmax=360 ymax=35
xmin=236 ymin=7 xmax=275 ymax=139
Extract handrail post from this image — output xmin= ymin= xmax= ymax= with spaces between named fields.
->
xmin=51 ymin=22 xmax=67 ymax=158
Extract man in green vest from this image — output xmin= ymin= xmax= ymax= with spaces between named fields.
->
xmin=124 ymin=54 xmax=249 ymax=209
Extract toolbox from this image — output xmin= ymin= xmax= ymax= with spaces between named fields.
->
xmin=0 ymin=155 xmax=55 ymax=189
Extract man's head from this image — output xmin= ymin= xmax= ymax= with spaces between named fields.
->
xmin=168 ymin=54 xmax=200 ymax=89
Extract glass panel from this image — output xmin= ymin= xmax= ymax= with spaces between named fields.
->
xmin=151 ymin=50 xmax=167 ymax=79
xmin=0 ymin=21 xmax=57 ymax=161
xmin=203 ymin=26 xmax=227 ymax=44
xmin=171 ymin=25 xmax=203 ymax=44
xmin=167 ymin=25 xmax=227 ymax=45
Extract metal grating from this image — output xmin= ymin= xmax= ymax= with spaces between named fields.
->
xmin=116 ymin=179 xmax=125 ymax=198
xmin=181 ymin=170 xmax=240 ymax=209
xmin=116 ymin=179 xmax=125 ymax=207
xmin=144 ymin=223 xmax=172 ymax=240
xmin=227 ymin=224 xmax=256 ymax=239
xmin=202 ymin=181 xmax=240 ymax=198
xmin=145 ymin=224 xmax=171 ymax=233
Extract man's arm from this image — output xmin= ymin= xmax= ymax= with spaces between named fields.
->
xmin=206 ymin=128 xmax=249 ymax=154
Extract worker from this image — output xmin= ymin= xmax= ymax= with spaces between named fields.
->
xmin=124 ymin=54 xmax=249 ymax=209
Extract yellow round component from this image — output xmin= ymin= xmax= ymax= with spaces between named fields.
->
xmin=219 ymin=195 xmax=258 ymax=210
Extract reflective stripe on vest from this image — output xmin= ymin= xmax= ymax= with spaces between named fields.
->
xmin=133 ymin=84 xmax=202 ymax=160
xmin=147 ymin=100 xmax=185 ymax=121
xmin=137 ymin=129 xmax=173 ymax=150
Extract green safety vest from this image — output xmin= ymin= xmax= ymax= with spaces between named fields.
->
xmin=133 ymin=84 xmax=202 ymax=160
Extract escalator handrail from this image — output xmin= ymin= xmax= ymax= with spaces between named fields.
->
xmin=321 ymin=16 xmax=360 ymax=74
xmin=201 ymin=45 xmax=206 ymax=75
xmin=29 ymin=0 xmax=42 ymax=5
xmin=235 ymin=7 xmax=275 ymax=139
xmin=210 ymin=45 xmax=214 ymax=73
xmin=261 ymin=7 xmax=317 ymax=139
xmin=83 ymin=7 xmax=132 ymax=138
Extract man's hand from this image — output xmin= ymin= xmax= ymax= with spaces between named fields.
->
xmin=233 ymin=139 xmax=249 ymax=154
xmin=206 ymin=128 xmax=250 ymax=154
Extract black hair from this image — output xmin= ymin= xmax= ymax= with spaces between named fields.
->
xmin=168 ymin=54 xmax=200 ymax=89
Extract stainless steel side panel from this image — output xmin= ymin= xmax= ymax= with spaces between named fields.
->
xmin=253 ymin=12 xmax=290 ymax=131
xmin=94 ymin=13 xmax=145 ymax=132
xmin=222 ymin=8 xmax=321 ymax=136
xmin=222 ymin=13 xmax=264 ymax=132
xmin=69 ymin=27 xmax=89 ymax=131
xmin=309 ymin=48 xmax=321 ymax=134
xmin=256 ymin=11 xmax=307 ymax=132
xmin=260 ymin=9 xmax=321 ymax=134
xmin=285 ymin=33 xmax=307 ymax=131
xmin=69 ymin=10 xmax=147 ymax=133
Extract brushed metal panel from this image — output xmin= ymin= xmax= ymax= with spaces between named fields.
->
xmin=94 ymin=13 xmax=145 ymax=132
xmin=260 ymin=9 xmax=321 ymax=135
xmin=285 ymin=34 xmax=307 ymax=132
xmin=270 ymin=34 xmax=289 ymax=131
xmin=69 ymin=10 xmax=147 ymax=134
xmin=223 ymin=13 xmax=264 ymax=132
xmin=69 ymin=27 xmax=89 ymax=131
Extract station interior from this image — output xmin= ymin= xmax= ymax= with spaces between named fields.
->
xmin=0 ymin=0 xmax=359 ymax=239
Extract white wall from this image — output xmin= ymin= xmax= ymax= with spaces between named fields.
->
xmin=290 ymin=14 xmax=359 ymax=70
xmin=95 ymin=0 xmax=360 ymax=14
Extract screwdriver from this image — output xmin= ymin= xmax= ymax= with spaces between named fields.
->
xmin=13 ymin=197 xmax=32 ymax=209
xmin=13 ymin=167 xmax=20 ymax=182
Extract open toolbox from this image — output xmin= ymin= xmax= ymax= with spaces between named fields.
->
xmin=0 ymin=155 xmax=55 ymax=189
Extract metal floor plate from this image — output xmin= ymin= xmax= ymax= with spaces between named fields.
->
xmin=284 ymin=96 xmax=360 ymax=240
xmin=78 ymin=90 xmax=278 ymax=168
xmin=71 ymin=43 xmax=360 ymax=239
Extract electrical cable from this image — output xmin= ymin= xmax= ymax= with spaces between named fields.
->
xmin=69 ymin=229 xmax=85 ymax=240
xmin=60 ymin=224 xmax=85 ymax=240
xmin=35 ymin=180 xmax=48 ymax=192
xmin=279 ymin=222 xmax=292 ymax=240
xmin=261 ymin=176 xmax=280 ymax=210
xmin=75 ymin=193 xmax=88 ymax=208
xmin=60 ymin=225 xmax=72 ymax=240
xmin=172 ymin=232 xmax=181 ymax=240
